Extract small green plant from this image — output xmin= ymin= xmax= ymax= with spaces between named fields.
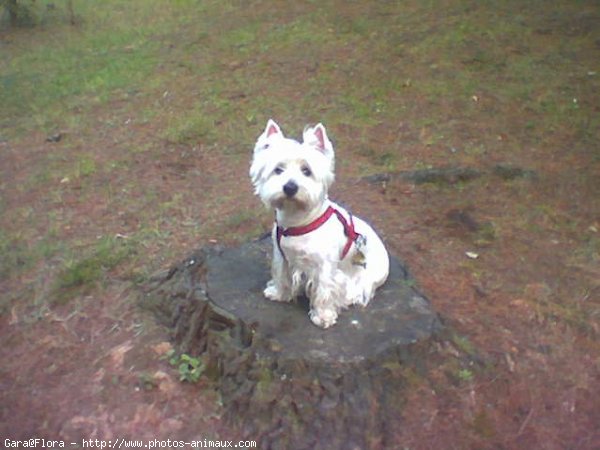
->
xmin=166 ymin=350 xmax=205 ymax=383
xmin=76 ymin=155 xmax=97 ymax=178
xmin=457 ymin=368 xmax=474 ymax=382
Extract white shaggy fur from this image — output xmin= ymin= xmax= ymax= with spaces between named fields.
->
xmin=249 ymin=119 xmax=389 ymax=328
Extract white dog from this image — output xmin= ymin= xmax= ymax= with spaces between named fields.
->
xmin=249 ymin=119 xmax=389 ymax=328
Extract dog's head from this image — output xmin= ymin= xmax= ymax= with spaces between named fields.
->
xmin=249 ymin=119 xmax=335 ymax=213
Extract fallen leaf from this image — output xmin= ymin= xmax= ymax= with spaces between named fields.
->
xmin=152 ymin=341 xmax=173 ymax=356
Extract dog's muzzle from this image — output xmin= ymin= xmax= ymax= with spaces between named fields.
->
xmin=283 ymin=180 xmax=298 ymax=197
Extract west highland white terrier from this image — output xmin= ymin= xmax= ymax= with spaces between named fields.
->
xmin=249 ymin=119 xmax=389 ymax=328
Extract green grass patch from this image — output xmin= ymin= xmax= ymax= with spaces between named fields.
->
xmin=0 ymin=230 xmax=32 ymax=278
xmin=162 ymin=107 xmax=216 ymax=145
xmin=0 ymin=0 xmax=203 ymax=137
xmin=1 ymin=35 xmax=157 ymax=135
xmin=0 ymin=228 xmax=64 ymax=279
xmin=53 ymin=234 xmax=137 ymax=302
xmin=224 ymin=210 xmax=258 ymax=229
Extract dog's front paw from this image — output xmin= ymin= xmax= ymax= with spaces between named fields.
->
xmin=353 ymin=286 xmax=375 ymax=307
xmin=263 ymin=280 xmax=292 ymax=302
xmin=309 ymin=308 xmax=338 ymax=328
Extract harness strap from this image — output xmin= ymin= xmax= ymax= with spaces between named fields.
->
xmin=332 ymin=209 xmax=360 ymax=259
xmin=276 ymin=206 xmax=361 ymax=261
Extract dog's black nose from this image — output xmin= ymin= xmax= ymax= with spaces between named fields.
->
xmin=283 ymin=180 xmax=298 ymax=197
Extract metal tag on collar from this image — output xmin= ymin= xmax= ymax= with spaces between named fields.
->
xmin=351 ymin=235 xmax=367 ymax=268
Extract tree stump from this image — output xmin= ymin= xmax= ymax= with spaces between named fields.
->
xmin=143 ymin=237 xmax=442 ymax=450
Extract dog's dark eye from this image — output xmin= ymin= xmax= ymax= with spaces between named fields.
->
xmin=274 ymin=166 xmax=284 ymax=175
xmin=301 ymin=166 xmax=312 ymax=177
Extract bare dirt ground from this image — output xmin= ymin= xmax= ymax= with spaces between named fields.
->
xmin=1 ymin=1 xmax=599 ymax=449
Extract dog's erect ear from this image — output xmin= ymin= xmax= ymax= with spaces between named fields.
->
xmin=265 ymin=119 xmax=282 ymax=138
xmin=313 ymin=124 xmax=328 ymax=151
xmin=254 ymin=119 xmax=283 ymax=155
xmin=303 ymin=123 xmax=334 ymax=161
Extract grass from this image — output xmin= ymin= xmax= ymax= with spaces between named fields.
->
xmin=0 ymin=230 xmax=32 ymax=279
xmin=0 ymin=228 xmax=64 ymax=280
xmin=162 ymin=107 xmax=216 ymax=145
xmin=0 ymin=0 xmax=202 ymax=137
xmin=53 ymin=234 xmax=137 ymax=302
xmin=2 ymin=0 xmax=596 ymax=148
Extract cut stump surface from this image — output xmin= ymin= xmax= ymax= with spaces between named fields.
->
xmin=207 ymin=238 xmax=439 ymax=362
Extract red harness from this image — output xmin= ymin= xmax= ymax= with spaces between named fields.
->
xmin=276 ymin=206 xmax=361 ymax=261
